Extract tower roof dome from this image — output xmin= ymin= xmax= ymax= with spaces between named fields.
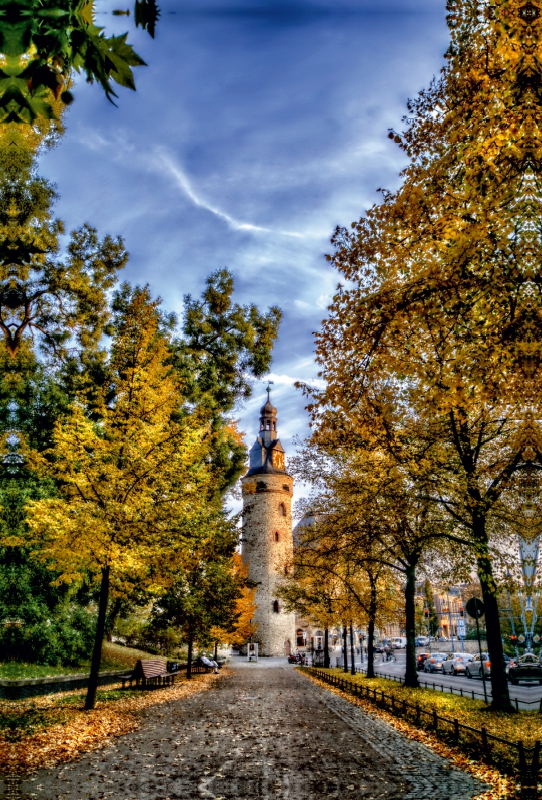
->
xmin=260 ymin=397 xmax=277 ymax=417
xmin=259 ymin=385 xmax=277 ymax=429
xmin=244 ymin=386 xmax=289 ymax=476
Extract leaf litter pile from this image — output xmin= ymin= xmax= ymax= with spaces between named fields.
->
xmin=0 ymin=671 xmax=218 ymax=775
xmin=301 ymin=670 xmax=514 ymax=800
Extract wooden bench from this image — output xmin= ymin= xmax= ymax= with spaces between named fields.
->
xmin=121 ymin=659 xmax=176 ymax=690
xmin=191 ymin=656 xmax=226 ymax=674
xmin=191 ymin=658 xmax=213 ymax=674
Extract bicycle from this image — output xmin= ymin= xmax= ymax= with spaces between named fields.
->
xmin=386 ymin=652 xmax=396 ymax=663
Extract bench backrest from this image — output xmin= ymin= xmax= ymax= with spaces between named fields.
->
xmin=132 ymin=659 xmax=168 ymax=679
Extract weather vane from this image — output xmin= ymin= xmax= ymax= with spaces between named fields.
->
xmin=266 ymin=380 xmax=274 ymax=397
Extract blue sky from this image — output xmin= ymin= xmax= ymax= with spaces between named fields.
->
xmin=39 ymin=0 xmax=449 ymax=470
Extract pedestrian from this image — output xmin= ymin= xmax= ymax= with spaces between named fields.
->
xmin=201 ymin=654 xmax=219 ymax=674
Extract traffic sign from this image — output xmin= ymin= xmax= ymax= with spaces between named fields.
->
xmin=457 ymin=620 xmax=466 ymax=636
xmin=466 ymin=597 xmax=485 ymax=619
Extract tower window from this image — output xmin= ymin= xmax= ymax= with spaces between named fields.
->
xmin=266 ymin=421 xmax=271 ymax=430
xmin=273 ymin=421 xmax=276 ymax=430
xmin=279 ymin=503 xmax=287 ymax=516
xmin=273 ymin=600 xmax=280 ymax=613
xmin=274 ymin=531 xmax=280 ymax=542
xmin=282 ymin=484 xmax=289 ymax=492
xmin=256 ymin=481 xmax=266 ymax=492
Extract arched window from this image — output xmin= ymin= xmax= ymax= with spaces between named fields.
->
xmin=273 ymin=600 xmax=280 ymax=613
xmin=266 ymin=421 xmax=271 ymax=430
xmin=279 ymin=503 xmax=287 ymax=517
xmin=296 ymin=628 xmax=305 ymax=646
xmin=274 ymin=531 xmax=280 ymax=542
xmin=273 ymin=421 xmax=276 ymax=430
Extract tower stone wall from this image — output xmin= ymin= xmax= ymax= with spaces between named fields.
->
xmin=240 ymin=394 xmax=296 ymax=656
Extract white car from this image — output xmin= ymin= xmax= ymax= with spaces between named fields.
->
xmin=442 ymin=653 xmax=473 ymax=675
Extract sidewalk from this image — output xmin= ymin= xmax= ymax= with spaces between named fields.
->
xmin=17 ymin=662 xmax=489 ymax=799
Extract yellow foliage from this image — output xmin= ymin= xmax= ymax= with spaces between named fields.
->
xmin=23 ymin=288 xmax=211 ymax=590
xmin=210 ymin=553 xmax=257 ymax=647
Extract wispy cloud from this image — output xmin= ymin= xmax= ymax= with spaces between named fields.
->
xmin=266 ymin=371 xmax=326 ymax=389
xmin=153 ymin=148 xmax=304 ymax=238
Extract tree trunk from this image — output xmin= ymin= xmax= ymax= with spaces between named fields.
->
xmin=342 ymin=626 xmax=348 ymax=673
xmin=186 ymin=634 xmax=194 ymax=680
xmin=349 ymin=622 xmax=356 ymax=676
xmin=85 ymin=565 xmax=110 ymax=711
xmin=404 ymin=561 xmax=419 ymax=688
xmin=366 ymin=576 xmax=377 ymax=678
xmin=104 ymin=596 xmax=123 ymax=642
xmin=324 ymin=628 xmax=330 ymax=668
xmin=474 ymin=523 xmax=513 ymax=711
xmin=214 ymin=641 xmax=218 ymax=661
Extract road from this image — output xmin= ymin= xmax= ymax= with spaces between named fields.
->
xmin=350 ymin=653 xmax=542 ymax=710
xmin=14 ymin=659 xmax=489 ymax=800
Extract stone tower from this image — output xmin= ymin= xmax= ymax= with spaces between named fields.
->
xmin=241 ymin=391 xmax=295 ymax=656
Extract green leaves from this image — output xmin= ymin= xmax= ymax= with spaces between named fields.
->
xmin=0 ymin=0 xmax=148 ymax=124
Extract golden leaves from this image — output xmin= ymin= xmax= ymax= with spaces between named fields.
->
xmin=0 ymin=672 xmax=218 ymax=775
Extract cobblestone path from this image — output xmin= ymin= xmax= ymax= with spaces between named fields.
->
xmin=17 ymin=663 xmax=489 ymax=800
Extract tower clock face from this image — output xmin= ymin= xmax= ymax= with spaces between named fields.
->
xmin=273 ymin=450 xmax=285 ymax=470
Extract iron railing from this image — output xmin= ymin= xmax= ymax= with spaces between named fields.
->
xmin=353 ymin=665 xmax=542 ymax=711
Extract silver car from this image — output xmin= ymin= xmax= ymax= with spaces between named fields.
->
xmin=466 ymin=652 xmax=491 ymax=679
xmin=442 ymin=653 xmax=474 ymax=675
xmin=423 ymin=652 xmax=448 ymax=673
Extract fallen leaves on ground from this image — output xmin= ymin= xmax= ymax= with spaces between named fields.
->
xmin=0 ymin=670 xmax=220 ymax=775
xmin=301 ymin=669 xmax=514 ymax=800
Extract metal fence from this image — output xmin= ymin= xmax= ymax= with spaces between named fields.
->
xmin=352 ymin=665 xmax=542 ymax=711
xmin=306 ymin=667 xmax=540 ymax=800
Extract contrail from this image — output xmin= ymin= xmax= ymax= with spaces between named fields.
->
xmin=154 ymin=148 xmax=304 ymax=238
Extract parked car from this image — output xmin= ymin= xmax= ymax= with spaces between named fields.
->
xmin=424 ymin=653 xmax=448 ymax=673
xmin=415 ymin=636 xmax=430 ymax=647
xmin=442 ymin=653 xmax=474 ymax=675
xmin=438 ymin=636 xmax=449 ymax=642
xmin=391 ymin=637 xmax=407 ymax=649
xmin=508 ymin=653 xmax=542 ymax=685
xmin=466 ymin=653 xmax=491 ymax=679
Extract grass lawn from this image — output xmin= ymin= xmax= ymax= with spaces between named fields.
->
xmin=315 ymin=668 xmax=541 ymax=745
xmin=0 ymin=642 xmax=166 ymax=680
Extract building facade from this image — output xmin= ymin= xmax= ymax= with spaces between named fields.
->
xmin=241 ymin=392 xmax=296 ymax=656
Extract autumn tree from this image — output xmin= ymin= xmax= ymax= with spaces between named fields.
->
xmin=304 ymin=0 xmax=542 ymax=711
xmin=149 ymin=527 xmax=246 ymax=679
xmin=288 ymin=440 xmax=469 ymax=686
xmin=209 ymin=553 xmax=257 ymax=655
xmin=278 ymin=498 xmax=401 ymax=679
xmin=25 ymin=287 xmax=216 ymax=708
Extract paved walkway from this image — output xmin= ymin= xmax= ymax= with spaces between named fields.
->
xmin=16 ymin=661 xmax=489 ymax=799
